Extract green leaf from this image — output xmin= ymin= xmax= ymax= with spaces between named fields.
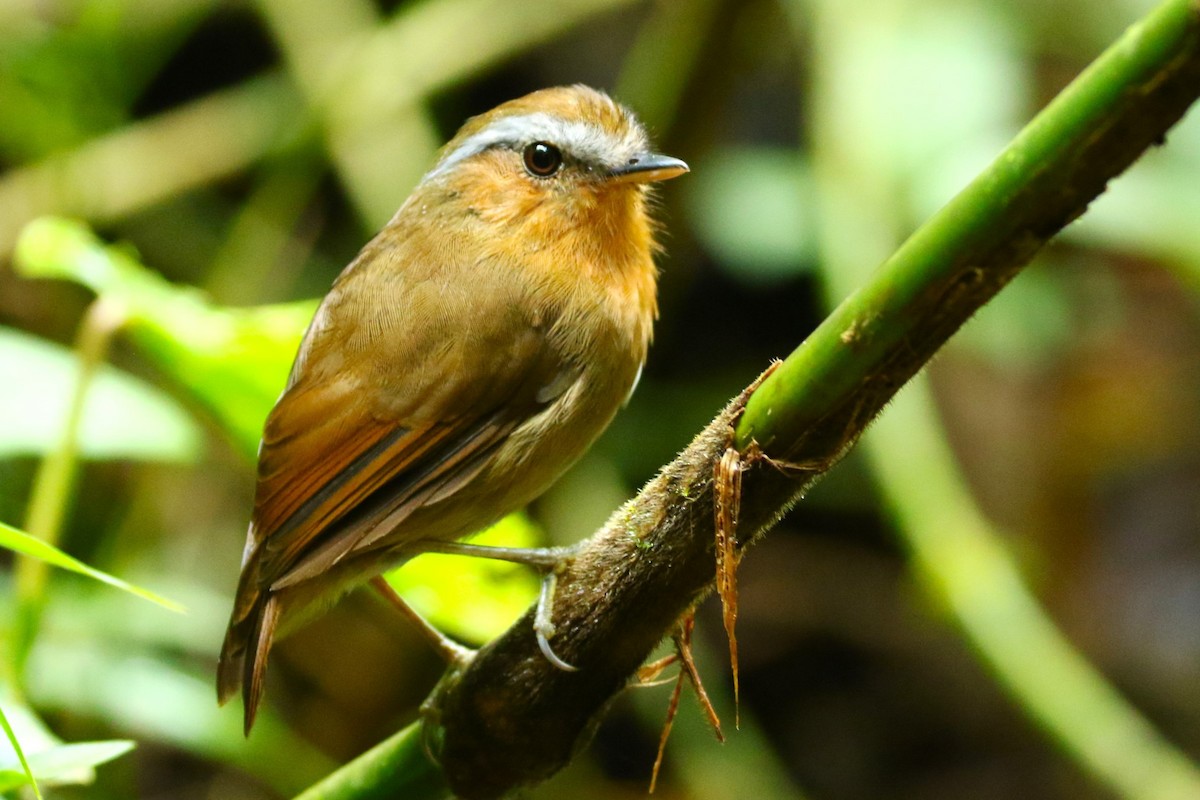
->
xmin=0 ymin=696 xmax=131 ymax=792
xmin=0 ymin=326 xmax=202 ymax=461
xmin=0 ymin=519 xmax=184 ymax=612
xmin=13 ymin=217 xmax=315 ymax=460
xmin=0 ymin=740 xmax=134 ymax=792
xmin=0 ymin=703 xmax=40 ymax=799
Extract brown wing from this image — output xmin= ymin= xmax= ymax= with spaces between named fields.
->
xmin=256 ymin=399 xmax=526 ymax=591
xmin=248 ymin=257 xmax=566 ymax=596
xmin=218 ymin=236 xmax=571 ymax=729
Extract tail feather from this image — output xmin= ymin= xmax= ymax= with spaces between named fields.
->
xmin=216 ymin=624 xmax=245 ymax=707
xmin=217 ymin=581 xmax=282 ymax=735
xmin=243 ymin=594 xmax=281 ymax=735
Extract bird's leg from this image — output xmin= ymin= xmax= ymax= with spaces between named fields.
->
xmin=408 ymin=539 xmax=579 ymax=568
xmin=409 ymin=539 xmax=582 ymax=671
xmin=369 ymin=576 xmax=475 ymax=666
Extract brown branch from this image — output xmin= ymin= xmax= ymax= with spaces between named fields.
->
xmin=431 ymin=372 xmax=804 ymax=798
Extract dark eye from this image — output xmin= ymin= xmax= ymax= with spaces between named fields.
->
xmin=523 ymin=142 xmax=562 ymax=177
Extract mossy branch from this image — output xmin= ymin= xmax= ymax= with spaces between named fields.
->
xmin=295 ymin=1 xmax=1200 ymax=797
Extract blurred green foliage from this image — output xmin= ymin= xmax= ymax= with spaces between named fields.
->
xmin=13 ymin=217 xmax=314 ymax=458
xmin=0 ymin=520 xmax=181 ymax=612
xmin=0 ymin=326 xmax=200 ymax=462
xmin=0 ymin=0 xmax=1198 ymax=799
xmin=686 ymin=147 xmax=817 ymax=284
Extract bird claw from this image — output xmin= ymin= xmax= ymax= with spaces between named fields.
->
xmin=535 ymin=570 xmax=578 ymax=672
xmin=536 ymin=626 xmax=578 ymax=672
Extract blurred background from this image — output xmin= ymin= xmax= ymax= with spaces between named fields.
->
xmin=1 ymin=0 xmax=1199 ymax=798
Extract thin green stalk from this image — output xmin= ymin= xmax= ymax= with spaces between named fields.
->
xmin=0 ymin=701 xmax=42 ymax=800
xmin=11 ymin=297 xmax=127 ymax=679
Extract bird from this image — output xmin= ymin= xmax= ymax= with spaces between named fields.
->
xmin=216 ymin=85 xmax=688 ymax=733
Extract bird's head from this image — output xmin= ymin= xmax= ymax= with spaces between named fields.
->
xmin=417 ymin=85 xmax=687 ymax=240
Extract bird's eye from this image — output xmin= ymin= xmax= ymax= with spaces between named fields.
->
xmin=523 ymin=142 xmax=563 ymax=177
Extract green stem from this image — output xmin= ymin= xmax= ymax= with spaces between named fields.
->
xmin=0 ymin=699 xmax=42 ymax=800
xmin=12 ymin=297 xmax=127 ymax=680
xmin=292 ymin=721 xmax=450 ymax=800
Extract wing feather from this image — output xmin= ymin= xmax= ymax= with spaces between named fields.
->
xmin=221 ymin=228 xmax=574 ymax=730
xmin=241 ymin=246 xmax=568 ymax=590
xmin=267 ymin=410 xmax=520 ymax=589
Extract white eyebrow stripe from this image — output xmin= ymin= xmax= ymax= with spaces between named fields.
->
xmin=420 ymin=112 xmax=644 ymax=183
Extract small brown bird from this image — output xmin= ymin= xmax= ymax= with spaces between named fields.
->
xmin=217 ymin=85 xmax=687 ymax=732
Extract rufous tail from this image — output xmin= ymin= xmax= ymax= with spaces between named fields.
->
xmin=217 ymin=576 xmax=281 ymax=736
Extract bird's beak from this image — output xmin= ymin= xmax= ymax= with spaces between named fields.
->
xmin=609 ymin=153 xmax=689 ymax=184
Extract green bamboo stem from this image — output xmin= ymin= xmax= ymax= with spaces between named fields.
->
xmin=292 ymin=721 xmax=449 ymax=800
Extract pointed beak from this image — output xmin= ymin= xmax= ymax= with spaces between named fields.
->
xmin=609 ymin=153 xmax=689 ymax=184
